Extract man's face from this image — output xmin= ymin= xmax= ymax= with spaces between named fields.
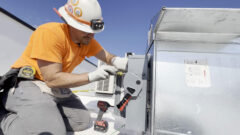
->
xmin=77 ymin=30 xmax=94 ymax=45
xmin=70 ymin=26 xmax=95 ymax=45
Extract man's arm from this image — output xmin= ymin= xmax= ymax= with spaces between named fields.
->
xmin=95 ymin=49 xmax=129 ymax=71
xmin=95 ymin=49 xmax=115 ymax=65
xmin=37 ymin=59 xmax=90 ymax=88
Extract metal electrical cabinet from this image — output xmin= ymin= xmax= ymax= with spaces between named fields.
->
xmin=121 ymin=55 xmax=150 ymax=134
xmin=146 ymin=8 xmax=240 ymax=135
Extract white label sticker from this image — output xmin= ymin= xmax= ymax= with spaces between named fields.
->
xmin=184 ymin=59 xmax=211 ymax=87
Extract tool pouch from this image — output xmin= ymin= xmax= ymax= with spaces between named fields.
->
xmin=0 ymin=66 xmax=36 ymax=111
xmin=0 ymin=68 xmax=20 ymax=113
xmin=0 ymin=66 xmax=36 ymax=92
xmin=0 ymin=68 xmax=20 ymax=92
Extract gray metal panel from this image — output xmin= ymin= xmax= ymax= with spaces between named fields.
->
xmin=155 ymin=8 xmax=240 ymax=34
xmin=154 ymin=40 xmax=240 ymax=54
xmin=150 ymin=43 xmax=157 ymax=135
xmin=154 ymin=50 xmax=240 ymax=135
xmin=147 ymin=8 xmax=240 ymax=54
xmin=124 ymin=55 xmax=148 ymax=134
xmin=155 ymin=32 xmax=240 ymax=45
xmin=150 ymin=8 xmax=240 ymax=135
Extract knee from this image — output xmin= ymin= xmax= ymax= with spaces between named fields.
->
xmin=28 ymin=113 xmax=67 ymax=135
xmin=69 ymin=110 xmax=91 ymax=131
xmin=35 ymin=105 xmax=67 ymax=134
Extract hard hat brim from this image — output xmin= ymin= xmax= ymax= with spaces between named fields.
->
xmin=58 ymin=6 xmax=104 ymax=33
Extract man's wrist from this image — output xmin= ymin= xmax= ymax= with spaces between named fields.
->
xmin=111 ymin=56 xmax=117 ymax=65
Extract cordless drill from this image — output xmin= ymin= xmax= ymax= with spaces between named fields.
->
xmin=94 ymin=101 xmax=112 ymax=132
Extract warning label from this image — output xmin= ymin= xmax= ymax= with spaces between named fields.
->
xmin=184 ymin=59 xmax=211 ymax=87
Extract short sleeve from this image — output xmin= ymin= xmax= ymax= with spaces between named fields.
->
xmin=86 ymin=39 xmax=103 ymax=58
xmin=30 ymin=28 xmax=65 ymax=63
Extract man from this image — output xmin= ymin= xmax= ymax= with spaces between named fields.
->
xmin=0 ymin=0 xmax=128 ymax=134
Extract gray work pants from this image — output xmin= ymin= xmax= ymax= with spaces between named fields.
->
xmin=0 ymin=81 xmax=90 ymax=135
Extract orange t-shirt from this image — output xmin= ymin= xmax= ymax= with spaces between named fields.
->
xmin=11 ymin=22 xmax=103 ymax=80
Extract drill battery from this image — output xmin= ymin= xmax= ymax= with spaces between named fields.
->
xmin=94 ymin=120 xmax=108 ymax=132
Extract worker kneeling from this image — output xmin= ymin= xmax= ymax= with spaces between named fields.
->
xmin=0 ymin=0 xmax=128 ymax=134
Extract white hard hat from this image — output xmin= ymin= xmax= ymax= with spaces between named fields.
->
xmin=58 ymin=0 xmax=104 ymax=33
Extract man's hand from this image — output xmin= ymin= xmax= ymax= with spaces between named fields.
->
xmin=111 ymin=57 xmax=128 ymax=71
xmin=88 ymin=65 xmax=118 ymax=82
